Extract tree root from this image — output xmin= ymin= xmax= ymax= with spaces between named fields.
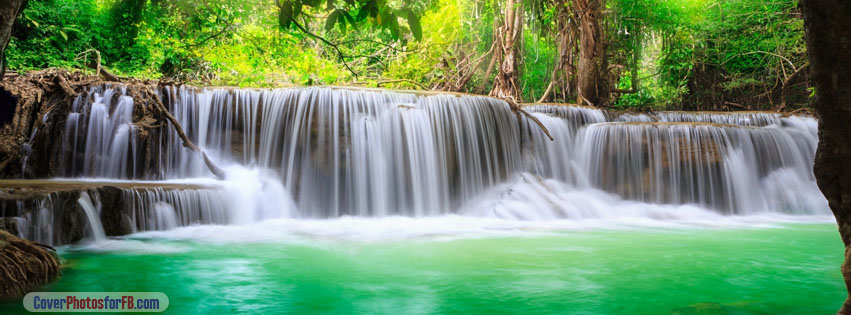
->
xmin=0 ymin=69 xmax=227 ymax=179
xmin=77 ymin=49 xmax=120 ymax=82
xmin=78 ymin=57 xmax=223 ymax=179
xmin=500 ymin=97 xmax=554 ymax=141
xmin=53 ymin=75 xmax=76 ymax=97
xmin=0 ymin=230 xmax=61 ymax=298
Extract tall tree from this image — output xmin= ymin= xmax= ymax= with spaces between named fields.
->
xmin=538 ymin=0 xmax=578 ymax=103
xmin=798 ymin=0 xmax=851 ymax=313
xmin=0 ymin=0 xmax=28 ymax=78
xmin=489 ymin=0 xmax=524 ymax=101
xmin=572 ymin=0 xmax=608 ymax=106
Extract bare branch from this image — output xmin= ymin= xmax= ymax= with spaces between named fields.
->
xmin=722 ymin=50 xmax=797 ymax=70
xmin=502 ymin=97 xmax=554 ymax=141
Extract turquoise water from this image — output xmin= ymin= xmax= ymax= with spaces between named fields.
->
xmin=1 ymin=222 xmax=845 ymax=314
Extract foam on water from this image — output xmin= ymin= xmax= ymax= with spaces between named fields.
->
xmin=66 ymin=238 xmax=189 ymax=254
xmin=120 ymin=213 xmax=833 ymax=247
xmin=219 ymin=165 xmax=296 ymax=222
xmin=117 ymin=170 xmax=832 ymax=246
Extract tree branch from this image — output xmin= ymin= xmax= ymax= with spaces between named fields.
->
xmin=289 ymin=18 xmax=359 ymax=79
xmin=779 ymin=62 xmax=809 ymax=112
xmin=77 ymin=49 xmax=120 ymax=82
xmin=722 ymin=50 xmax=797 ymax=70
xmin=146 ymin=88 xmax=226 ymax=179
xmin=501 ymin=97 xmax=554 ymax=141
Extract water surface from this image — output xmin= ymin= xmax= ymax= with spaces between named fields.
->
xmin=3 ymin=221 xmax=843 ymax=314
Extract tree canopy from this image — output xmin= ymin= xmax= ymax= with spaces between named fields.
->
xmin=4 ymin=0 xmax=809 ymax=110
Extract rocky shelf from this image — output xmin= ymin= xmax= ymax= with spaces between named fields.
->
xmin=0 ymin=180 xmax=224 ymax=246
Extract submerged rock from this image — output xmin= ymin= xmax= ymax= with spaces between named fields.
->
xmin=670 ymin=301 xmax=756 ymax=315
xmin=0 ymin=230 xmax=61 ymax=298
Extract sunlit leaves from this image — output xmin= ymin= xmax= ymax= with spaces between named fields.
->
xmin=278 ymin=1 xmax=292 ymax=29
xmin=275 ymin=0 xmax=423 ymax=41
xmin=406 ymin=10 xmax=422 ymax=41
xmin=341 ymin=10 xmax=357 ymax=31
xmin=325 ymin=9 xmax=339 ymax=32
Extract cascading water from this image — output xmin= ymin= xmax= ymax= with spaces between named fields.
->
xmin=654 ymin=111 xmax=783 ymax=126
xmin=77 ymin=192 xmax=106 ymax=241
xmin=123 ymin=186 xmax=231 ymax=231
xmin=0 ymin=183 xmax=252 ymax=245
xmin=60 ymin=85 xmax=140 ymax=179
xmin=574 ymin=121 xmax=824 ymax=214
xmin=29 ymin=84 xmax=828 ymax=243
xmin=520 ymin=105 xmax=607 ymax=183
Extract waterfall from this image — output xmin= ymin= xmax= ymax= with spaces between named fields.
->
xmin=150 ymin=203 xmax=178 ymax=231
xmin=60 ymin=85 xmax=140 ymax=179
xmin=1 ymin=183 xmax=265 ymax=245
xmin=77 ymin=192 xmax=106 ymax=241
xmin=574 ymin=122 xmax=824 ymax=214
xmin=655 ymin=111 xmax=783 ymax=126
xmin=521 ymin=105 xmax=607 ymax=183
xmin=44 ymin=84 xmax=827 ymax=224
xmin=123 ymin=187 xmax=231 ymax=231
xmin=158 ymin=87 xmax=524 ymax=217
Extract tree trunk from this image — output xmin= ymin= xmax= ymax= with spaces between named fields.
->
xmin=489 ymin=0 xmax=523 ymax=101
xmin=798 ymin=1 xmax=851 ymax=313
xmin=0 ymin=0 xmax=28 ymax=79
xmin=540 ymin=1 xmax=577 ymax=103
xmin=572 ymin=0 xmax=608 ymax=106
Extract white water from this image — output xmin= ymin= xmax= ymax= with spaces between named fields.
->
xmin=77 ymin=191 xmax=106 ymax=241
xmin=123 ymin=213 xmax=833 ymax=247
xmin=11 ymin=85 xmax=830 ymax=245
xmin=574 ymin=120 xmax=824 ymax=214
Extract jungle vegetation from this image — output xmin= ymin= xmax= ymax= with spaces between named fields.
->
xmin=1 ymin=0 xmax=809 ymax=110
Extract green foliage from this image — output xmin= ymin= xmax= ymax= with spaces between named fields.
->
xmin=520 ymin=31 xmax=557 ymax=102
xmin=382 ymin=0 xmax=462 ymax=88
xmin=608 ymin=0 xmax=806 ymax=109
xmin=8 ymin=0 xmax=351 ymax=85
xmin=275 ymin=0 xmax=425 ymax=42
xmin=7 ymin=0 xmax=102 ymax=70
xmin=4 ymin=0 xmax=810 ymax=108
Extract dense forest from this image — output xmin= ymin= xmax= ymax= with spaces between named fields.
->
xmin=3 ymin=0 xmax=808 ymax=110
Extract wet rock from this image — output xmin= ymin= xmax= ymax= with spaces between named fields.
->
xmin=0 ymin=188 xmax=87 ymax=245
xmin=0 ymin=217 xmax=21 ymax=236
xmin=670 ymin=301 xmax=754 ymax=315
xmin=0 ymin=180 xmax=219 ymax=245
xmin=97 ymin=186 xmax=133 ymax=236
xmin=55 ymin=190 xmax=88 ymax=245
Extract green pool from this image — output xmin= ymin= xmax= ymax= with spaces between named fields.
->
xmin=1 ymin=221 xmax=845 ymax=314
